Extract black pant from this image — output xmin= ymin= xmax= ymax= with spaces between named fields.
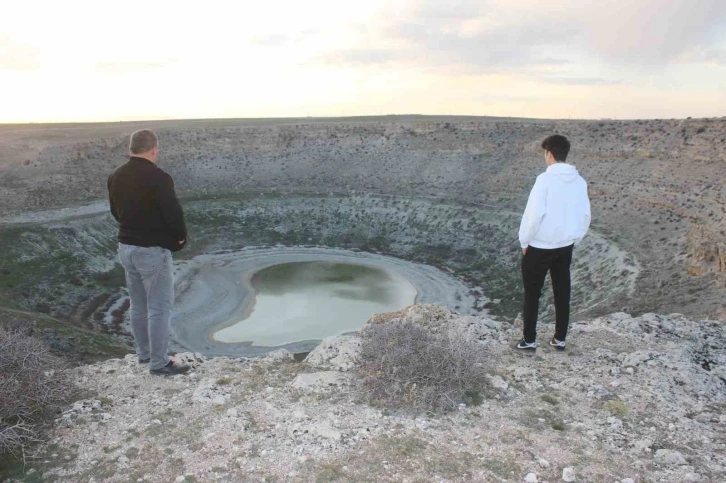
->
xmin=521 ymin=244 xmax=574 ymax=343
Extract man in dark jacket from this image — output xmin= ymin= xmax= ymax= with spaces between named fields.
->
xmin=108 ymin=129 xmax=189 ymax=375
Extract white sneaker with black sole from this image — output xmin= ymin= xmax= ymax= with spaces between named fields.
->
xmin=515 ymin=338 xmax=537 ymax=352
xmin=549 ymin=337 xmax=566 ymax=351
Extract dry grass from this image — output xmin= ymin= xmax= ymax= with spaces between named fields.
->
xmin=357 ymin=321 xmax=489 ymax=413
xmin=604 ymin=399 xmax=629 ymax=417
xmin=0 ymin=329 xmax=75 ymax=456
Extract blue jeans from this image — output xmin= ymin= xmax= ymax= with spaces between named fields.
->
xmin=118 ymin=243 xmax=174 ymax=370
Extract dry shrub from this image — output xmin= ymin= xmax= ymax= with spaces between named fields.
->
xmin=357 ymin=321 xmax=488 ymax=413
xmin=0 ymin=329 xmax=74 ymax=456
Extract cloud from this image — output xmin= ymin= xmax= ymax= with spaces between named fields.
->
xmin=318 ymin=48 xmax=404 ymax=66
xmin=251 ymin=29 xmax=320 ymax=47
xmin=315 ymin=0 xmax=726 ymax=74
xmin=252 ymin=34 xmax=293 ymax=46
xmin=475 ymin=93 xmax=543 ymax=103
xmin=678 ymin=48 xmax=726 ymax=66
xmin=541 ymin=77 xmax=624 ymax=86
xmin=317 ymin=21 xmax=572 ymax=73
xmin=0 ymin=34 xmax=43 ymax=71
xmin=574 ymin=0 xmax=726 ymax=65
xmin=383 ymin=19 xmax=574 ymax=71
xmin=92 ymin=59 xmax=178 ymax=74
xmin=402 ymin=0 xmax=484 ymax=19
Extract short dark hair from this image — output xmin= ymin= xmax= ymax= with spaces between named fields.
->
xmin=129 ymin=129 xmax=158 ymax=154
xmin=541 ymin=134 xmax=570 ymax=162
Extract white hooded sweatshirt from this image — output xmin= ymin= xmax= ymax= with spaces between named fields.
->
xmin=519 ymin=163 xmax=591 ymax=249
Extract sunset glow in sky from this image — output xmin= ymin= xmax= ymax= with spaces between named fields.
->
xmin=2 ymin=0 xmax=725 ymax=122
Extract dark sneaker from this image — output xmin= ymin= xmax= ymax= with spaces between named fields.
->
xmin=515 ymin=338 xmax=537 ymax=352
xmin=150 ymin=361 xmax=190 ymax=376
xmin=549 ymin=337 xmax=566 ymax=351
xmin=140 ymin=354 xmax=172 ymax=363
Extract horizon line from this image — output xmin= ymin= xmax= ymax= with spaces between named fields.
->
xmin=1 ymin=113 xmax=724 ymax=128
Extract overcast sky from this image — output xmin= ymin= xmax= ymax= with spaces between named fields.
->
xmin=1 ymin=0 xmax=725 ymax=122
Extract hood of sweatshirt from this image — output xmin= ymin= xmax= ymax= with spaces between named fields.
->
xmin=546 ymin=163 xmax=580 ymax=183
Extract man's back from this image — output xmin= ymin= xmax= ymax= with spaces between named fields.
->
xmin=107 ymin=156 xmax=186 ymax=252
xmin=519 ymin=163 xmax=590 ymax=251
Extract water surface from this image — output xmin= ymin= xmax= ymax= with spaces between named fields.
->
xmin=213 ymin=261 xmax=416 ymax=345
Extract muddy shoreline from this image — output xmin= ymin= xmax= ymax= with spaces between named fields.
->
xmin=169 ymin=246 xmax=480 ymax=357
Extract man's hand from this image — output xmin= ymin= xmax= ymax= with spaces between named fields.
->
xmin=522 ymin=247 xmax=528 ymax=255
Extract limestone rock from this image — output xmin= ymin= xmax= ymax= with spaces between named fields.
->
xmin=368 ymin=304 xmax=501 ymax=344
xmin=524 ymin=472 xmax=538 ymax=483
xmin=192 ymin=378 xmax=231 ymax=404
xmin=174 ymin=352 xmax=207 ymax=368
xmin=307 ymin=423 xmax=342 ymax=441
xmin=290 ymin=371 xmax=353 ymax=393
xmin=562 ymin=466 xmax=576 ymax=481
xmin=304 ymin=335 xmax=361 ymax=371
xmin=486 ymin=374 xmax=509 ymax=391
xmin=587 ymin=384 xmax=612 ymax=399
xmin=631 ymin=438 xmax=653 ymax=453
xmin=654 ymin=449 xmax=687 ymax=466
xmin=453 ymin=314 xmax=502 ymax=342
xmin=620 ymin=351 xmax=657 ymax=368
xmin=369 ymin=304 xmax=452 ymax=327
xmin=266 ymin=348 xmax=294 ymax=362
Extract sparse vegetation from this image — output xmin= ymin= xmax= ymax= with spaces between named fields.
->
xmin=0 ymin=329 xmax=75 ymax=456
xmin=357 ymin=321 xmax=489 ymax=413
xmin=604 ymin=399 xmax=629 ymax=417
xmin=316 ymin=464 xmax=344 ymax=482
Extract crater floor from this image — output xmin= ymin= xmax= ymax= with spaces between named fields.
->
xmin=171 ymin=247 xmax=476 ymax=356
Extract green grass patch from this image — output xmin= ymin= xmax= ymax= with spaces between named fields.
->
xmin=391 ymin=436 xmax=428 ymax=456
xmin=316 ymin=464 xmax=344 ymax=483
xmin=482 ymin=458 xmax=519 ymax=478
xmin=604 ymin=399 xmax=629 ymax=417
xmin=151 ymin=409 xmax=184 ymax=423
xmin=125 ymin=447 xmax=140 ymax=459
xmin=91 ymin=264 xmax=126 ymax=288
xmin=0 ymin=308 xmax=130 ymax=362
xmin=463 ymin=390 xmax=484 ymax=406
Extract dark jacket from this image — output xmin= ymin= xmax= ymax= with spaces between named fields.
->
xmin=107 ymin=156 xmax=187 ymax=252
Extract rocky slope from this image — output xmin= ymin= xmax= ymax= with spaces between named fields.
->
xmin=13 ymin=305 xmax=726 ymax=483
xmin=1 ymin=116 xmax=725 ymax=322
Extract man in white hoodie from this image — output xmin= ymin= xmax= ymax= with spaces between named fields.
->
xmin=516 ymin=134 xmax=591 ymax=352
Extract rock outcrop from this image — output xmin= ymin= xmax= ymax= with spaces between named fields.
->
xmin=14 ymin=305 xmax=725 ymax=482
